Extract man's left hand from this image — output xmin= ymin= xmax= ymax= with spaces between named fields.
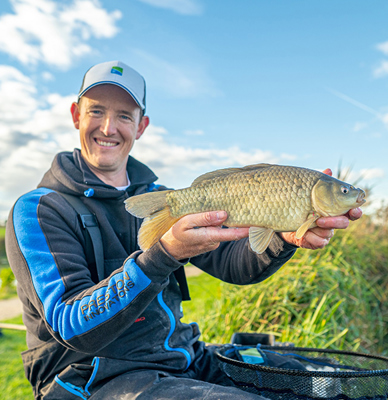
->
xmin=280 ymin=207 xmax=362 ymax=250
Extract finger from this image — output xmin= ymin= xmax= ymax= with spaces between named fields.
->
xmin=308 ymin=227 xmax=335 ymax=240
xmin=206 ymin=226 xmax=250 ymax=243
xmin=347 ymin=207 xmax=362 ymax=221
xmin=322 ymin=168 xmax=333 ymax=176
xmin=180 ymin=211 xmax=228 ymax=230
xmin=302 ymin=230 xmax=331 ymax=249
xmin=316 ymin=216 xmax=350 ymax=230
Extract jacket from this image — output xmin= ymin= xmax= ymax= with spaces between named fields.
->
xmin=5 ymin=149 xmax=296 ymax=397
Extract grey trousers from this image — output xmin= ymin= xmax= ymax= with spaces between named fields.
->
xmin=42 ymin=344 xmax=271 ymax=399
xmin=90 ymin=369 xmax=269 ymax=400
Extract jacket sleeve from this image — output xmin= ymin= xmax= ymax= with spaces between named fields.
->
xmin=6 ymin=188 xmax=183 ymax=353
xmin=190 ymin=231 xmax=297 ymax=285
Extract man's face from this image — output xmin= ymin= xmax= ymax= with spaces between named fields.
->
xmin=71 ymin=84 xmax=149 ymax=175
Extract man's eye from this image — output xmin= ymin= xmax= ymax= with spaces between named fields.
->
xmin=120 ymin=115 xmax=132 ymax=121
xmin=90 ymin=110 xmax=102 ymax=115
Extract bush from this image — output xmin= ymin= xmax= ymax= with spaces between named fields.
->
xmin=0 ymin=267 xmax=17 ymax=299
xmin=184 ymin=209 xmax=388 ymax=356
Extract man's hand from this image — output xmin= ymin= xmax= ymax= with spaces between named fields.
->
xmin=280 ymin=168 xmax=363 ymax=250
xmin=160 ymin=211 xmax=249 ymax=260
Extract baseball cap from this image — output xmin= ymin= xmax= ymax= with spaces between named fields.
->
xmin=78 ymin=61 xmax=146 ymax=112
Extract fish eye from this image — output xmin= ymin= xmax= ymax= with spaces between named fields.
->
xmin=341 ymin=186 xmax=349 ymax=194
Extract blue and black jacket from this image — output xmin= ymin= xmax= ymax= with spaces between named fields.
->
xmin=6 ymin=149 xmax=296 ymax=399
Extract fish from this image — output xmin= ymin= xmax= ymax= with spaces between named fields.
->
xmin=124 ymin=163 xmax=366 ymax=254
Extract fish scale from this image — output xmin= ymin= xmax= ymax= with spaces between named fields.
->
xmin=124 ymin=163 xmax=366 ymax=254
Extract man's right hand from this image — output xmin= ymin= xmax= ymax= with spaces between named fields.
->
xmin=159 ymin=211 xmax=249 ymax=260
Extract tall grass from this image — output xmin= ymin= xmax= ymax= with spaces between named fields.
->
xmin=0 ymin=317 xmax=34 ymax=399
xmin=183 ymin=208 xmax=388 ymax=355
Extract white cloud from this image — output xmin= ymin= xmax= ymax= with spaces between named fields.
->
xmin=359 ymin=168 xmax=385 ymax=180
xmin=376 ymin=41 xmax=388 ymax=56
xmin=132 ymin=125 xmax=285 ymax=189
xmin=0 ymin=0 xmax=121 ymax=68
xmin=136 ymin=0 xmax=202 ymax=15
xmin=184 ymin=129 xmax=204 ymax=136
xmin=42 ymin=71 xmax=54 ymax=81
xmin=374 ymin=41 xmax=388 ymax=78
xmin=382 ymin=113 xmax=388 ymax=127
xmin=342 ymin=168 xmax=385 ymax=189
xmin=374 ymin=60 xmax=388 ymax=78
xmin=353 ymin=121 xmax=367 ymax=132
xmin=133 ymin=49 xmax=220 ymax=98
xmin=0 ymin=65 xmax=79 ymax=221
xmin=0 ymin=65 xmax=38 ymax=123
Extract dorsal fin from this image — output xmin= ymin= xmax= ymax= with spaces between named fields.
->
xmin=191 ymin=163 xmax=273 ymax=186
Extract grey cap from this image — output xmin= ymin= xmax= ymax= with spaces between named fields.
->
xmin=78 ymin=61 xmax=146 ymax=112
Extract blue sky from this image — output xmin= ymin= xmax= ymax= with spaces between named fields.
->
xmin=0 ymin=0 xmax=387 ymax=222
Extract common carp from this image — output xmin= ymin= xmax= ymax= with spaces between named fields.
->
xmin=124 ymin=163 xmax=366 ymax=254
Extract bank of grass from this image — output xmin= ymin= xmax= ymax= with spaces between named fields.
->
xmin=0 ymin=225 xmax=16 ymax=300
xmin=0 ymin=316 xmax=33 ymax=399
xmin=183 ymin=212 xmax=388 ymax=355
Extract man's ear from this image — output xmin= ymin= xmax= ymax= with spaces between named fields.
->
xmin=70 ymin=102 xmax=80 ymax=129
xmin=136 ymin=115 xmax=150 ymax=140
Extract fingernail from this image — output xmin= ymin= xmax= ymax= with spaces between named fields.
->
xmin=217 ymin=211 xmax=227 ymax=220
xmin=317 ymin=218 xmax=325 ymax=227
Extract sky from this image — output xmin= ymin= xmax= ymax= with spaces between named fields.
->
xmin=1 ymin=0 xmax=388 ymax=222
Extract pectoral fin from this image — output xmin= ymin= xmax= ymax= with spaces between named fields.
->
xmin=295 ymin=214 xmax=319 ymax=239
xmin=249 ymin=227 xmax=275 ymax=254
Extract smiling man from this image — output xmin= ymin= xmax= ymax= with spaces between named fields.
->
xmin=6 ymin=61 xmax=362 ymax=400
xmin=72 ymin=66 xmax=149 ymax=187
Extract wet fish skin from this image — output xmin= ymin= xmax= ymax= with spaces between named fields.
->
xmin=125 ymin=164 xmax=366 ymax=254
xmin=166 ymin=165 xmax=321 ymax=231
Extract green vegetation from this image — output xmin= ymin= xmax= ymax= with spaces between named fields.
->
xmin=0 ymin=226 xmax=16 ymax=300
xmin=0 ymin=267 xmax=17 ymax=300
xmin=0 ymin=226 xmax=7 ymax=266
xmin=0 ymin=316 xmax=33 ymax=399
xmin=183 ymin=209 xmax=388 ymax=355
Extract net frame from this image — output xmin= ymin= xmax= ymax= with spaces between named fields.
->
xmin=216 ymin=345 xmax=388 ymax=399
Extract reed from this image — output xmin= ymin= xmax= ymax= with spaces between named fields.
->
xmin=184 ymin=207 xmax=388 ymax=355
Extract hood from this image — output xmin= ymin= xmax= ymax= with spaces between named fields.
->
xmin=37 ymin=149 xmax=159 ymax=199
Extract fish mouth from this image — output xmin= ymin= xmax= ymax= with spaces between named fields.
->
xmin=356 ymin=190 xmax=366 ymax=204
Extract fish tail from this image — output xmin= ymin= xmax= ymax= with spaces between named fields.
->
xmin=124 ymin=190 xmax=179 ymax=251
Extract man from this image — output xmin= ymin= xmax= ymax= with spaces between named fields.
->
xmin=6 ymin=61 xmax=362 ymax=399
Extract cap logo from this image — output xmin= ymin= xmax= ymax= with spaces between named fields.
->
xmin=111 ymin=66 xmax=123 ymax=76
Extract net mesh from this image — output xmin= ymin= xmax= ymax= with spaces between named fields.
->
xmin=216 ymin=345 xmax=388 ymax=400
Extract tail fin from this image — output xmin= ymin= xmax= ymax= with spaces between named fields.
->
xmin=124 ymin=191 xmax=179 ymax=251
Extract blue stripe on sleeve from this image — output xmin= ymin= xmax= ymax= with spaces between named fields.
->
xmin=13 ymin=188 xmax=65 ymax=326
xmin=157 ymin=291 xmax=191 ymax=370
xmin=13 ymin=189 xmax=151 ymax=340
xmin=57 ymin=259 xmax=151 ymax=339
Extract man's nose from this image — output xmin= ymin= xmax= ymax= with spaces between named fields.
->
xmin=101 ymin=116 xmax=117 ymax=136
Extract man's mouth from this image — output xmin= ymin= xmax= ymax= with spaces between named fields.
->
xmin=95 ymin=139 xmax=118 ymax=147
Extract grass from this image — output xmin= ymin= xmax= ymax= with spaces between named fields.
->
xmin=0 ymin=225 xmax=15 ymax=300
xmin=182 ymin=213 xmax=388 ymax=355
xmin=0 ymin=316 xmax=34 ymax=399
xmin=0 ymin=267 xmax=17 ymax=300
